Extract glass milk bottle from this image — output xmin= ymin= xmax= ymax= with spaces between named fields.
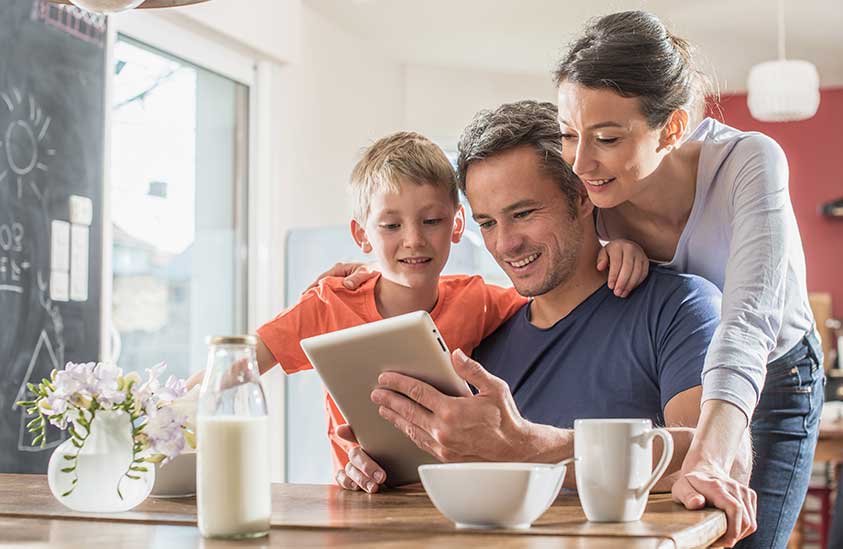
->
xmin=197 ymin=336 xmax=271 ymax=539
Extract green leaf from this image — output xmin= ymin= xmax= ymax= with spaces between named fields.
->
xmin=129 ymin=466 xmax=148 ymax=473
xmin=27 ymin=382 xmax=37 ymax=393
xmin=61 ymin=488 xmax=74 ymax=497
xmin=71 ymin=438 xmax=83 ymax=449
xmin=71 ymin=478 xmax=77 ymax=485
xmin=125 ymin=474 xmax=141 ymax=480
xmin=68 ymin=425 xmax=81 ymax=440
xmin=32 ymin=434 xmax=44 ymax=445
xmin=27 ymin=417 xmax=41 ymax=428
xmin=63 ymin=454 xmax=75 ymax=461
xmin=60 ymin=466 xmax=75 ymax=473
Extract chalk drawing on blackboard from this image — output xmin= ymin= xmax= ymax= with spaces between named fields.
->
xmin=0 ymin=88 xmax=53 ymax=201
xmin=30 ymin=0 xmax=107 ymax=48
xmin=11 ymin=330 xmax=65 ymax=451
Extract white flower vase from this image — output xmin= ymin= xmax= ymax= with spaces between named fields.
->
xmin=47 ymin=410 xmax=155 ymax=512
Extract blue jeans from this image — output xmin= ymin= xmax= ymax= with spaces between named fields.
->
xmin=735 ymin=330 xmax=825 ymax=549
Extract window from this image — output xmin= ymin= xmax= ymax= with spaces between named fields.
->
xmin=109 ymin=35 xmax=249 ymax=381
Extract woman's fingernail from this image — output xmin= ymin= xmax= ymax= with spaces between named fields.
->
xmin=454 ymin=349 xmax=468 ymax=361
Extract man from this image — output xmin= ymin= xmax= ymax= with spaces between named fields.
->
xmin=335 ymin=102 xmax=751 ymax=528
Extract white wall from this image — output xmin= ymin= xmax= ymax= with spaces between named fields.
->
xmin=404 ymin=65 xmax=556 ymax=152
xmin=178 ymin=0 xmax=300 ymax=64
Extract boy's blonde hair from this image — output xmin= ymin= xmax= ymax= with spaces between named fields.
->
xmin=350 ymin=132 xmax=459 ymax=223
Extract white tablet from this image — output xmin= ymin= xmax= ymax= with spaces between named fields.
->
xmin=300 ymin=311 xmax=469 ymax=486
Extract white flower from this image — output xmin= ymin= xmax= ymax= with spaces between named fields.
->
xmin=93 ymin=363 xmax=125 ymax=409
xmin=143 ymin=405 xmax=188 ymax=463
xmin=167 ymin=385 xmax=199 ymax=430
xmin=157 ymin=375 xmax=187 ymax=404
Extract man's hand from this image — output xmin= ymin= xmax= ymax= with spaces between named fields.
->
xmin=370 ymin=349 xmax=535 ymax=463
xmin=597 ymin=239 xmax=650 ymax=298
xmin=303 ymin=263 xmax=378 ymax=293
xmin=334 ymin=424 xmax=387 ymax=494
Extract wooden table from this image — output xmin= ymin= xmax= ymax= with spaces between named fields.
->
xmin=0 ymin=474 xmax=726 ymax=548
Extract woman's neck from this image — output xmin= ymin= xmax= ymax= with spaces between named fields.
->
xmin=374 ymin=275 xmax=439 ymax=319
xmin=614 ymin=141 xmax=702 ymax=229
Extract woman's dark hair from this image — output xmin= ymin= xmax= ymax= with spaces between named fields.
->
xmin=553 ymin=11 xmax=716 ymax=129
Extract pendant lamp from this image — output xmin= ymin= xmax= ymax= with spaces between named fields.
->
xmin=747 ymin=0 xmax=819 ymax=122
xmin=48 ymin=0 xmax=209 ymax=13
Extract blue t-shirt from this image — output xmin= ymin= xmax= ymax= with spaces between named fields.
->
xmin=473 ymin=268 xmax=721 ymax=428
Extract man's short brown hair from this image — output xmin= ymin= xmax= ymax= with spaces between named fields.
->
xmin=456 ymin=100 xmax=584 ymax=216
xmin=350 ymin=132 xmax=459 ymax=223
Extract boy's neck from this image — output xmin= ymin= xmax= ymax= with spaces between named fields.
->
xmin=374 ymin=275 xmax=440 ymax=318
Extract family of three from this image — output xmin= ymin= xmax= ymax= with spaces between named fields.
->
xmin=194 ymin=11 xmax=825 ymax=549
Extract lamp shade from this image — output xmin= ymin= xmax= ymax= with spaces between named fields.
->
xmin=747 ymin=60 xmax=820 ymax=122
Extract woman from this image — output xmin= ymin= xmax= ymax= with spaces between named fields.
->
xmin=553 ymin=11 xmax=824 ymax=549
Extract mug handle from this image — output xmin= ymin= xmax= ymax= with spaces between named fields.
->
xmin=635 ymin=428 xmax=674 ymax=499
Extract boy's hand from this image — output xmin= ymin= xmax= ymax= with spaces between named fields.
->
xmin=303 ymin=263 xmax=379 ymax=294
xmin=335 ymin=424 xmax=387 ymax=493
xmin=597 ymin=239 xmax=649 ymax=298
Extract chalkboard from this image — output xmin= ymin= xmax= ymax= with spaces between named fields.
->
xmin=0 ymin=0 xmax=105 ymax=473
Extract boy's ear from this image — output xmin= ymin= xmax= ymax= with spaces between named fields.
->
xmin=350 ymin=219 xmax=373 ymax=254
xmin=451 ymin=205 xmax=466 ymax=244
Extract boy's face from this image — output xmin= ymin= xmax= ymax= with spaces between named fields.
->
xmin=352 ymin=182 xmax=465 ymax=289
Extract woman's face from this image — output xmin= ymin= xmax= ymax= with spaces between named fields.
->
xmin=556 ymin=81 xmax=670 ymax=209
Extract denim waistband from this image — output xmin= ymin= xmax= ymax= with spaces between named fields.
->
xmin=767 ymin=327 xmax=822 ymax=370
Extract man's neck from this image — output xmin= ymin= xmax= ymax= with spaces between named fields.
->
xmin=529 ymin=243 xmax=608 ymax=329
xmin=374 ymin=275 xmax=440 ymax=319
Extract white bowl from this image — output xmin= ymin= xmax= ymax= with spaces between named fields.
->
xmin=418 ymin=462 xmax=567 ymax=529
xmin=150 ymin=452 xmax=196 ymax=498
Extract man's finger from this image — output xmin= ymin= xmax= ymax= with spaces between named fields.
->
xmin=343 ymin=264 xmax=377 ymax=290
xmin=371 ymin=387 xmax=435 ymax=433
xmin=376 ymin=372 xmax=445 ymax=411
xmin=378 ymin=405 xmax=440 ymax=458
xmin=451 ymin=349 xmax=501 ymax=395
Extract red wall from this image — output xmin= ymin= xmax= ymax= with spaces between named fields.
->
xmin=713 ymin=88 xmax=843 ymax=319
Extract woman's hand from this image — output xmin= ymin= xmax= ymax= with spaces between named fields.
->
xmin=597 ymin=239 xmax=650 ymax=297
xmin=334 ymin=424 xmax=387 ymax=493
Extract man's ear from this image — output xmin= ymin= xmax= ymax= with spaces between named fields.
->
xmin=659 ymin=109 xmax=689 ymax=152
xmin=350 ymin=219 xmax=373 ymax=254
xmin=451 ymin=205 xmax=466 ymax=244
xmin=575 ymin=191 xmax=594 ymax=220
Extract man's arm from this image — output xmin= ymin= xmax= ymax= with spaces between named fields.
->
xmin=373 ymin=350 xmax=707 ymax=489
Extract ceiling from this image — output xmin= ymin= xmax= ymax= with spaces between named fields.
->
xmin=305 ymin=0 xmax=843 ymax=92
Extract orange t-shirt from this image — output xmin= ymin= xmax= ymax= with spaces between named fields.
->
xmin=256 ymin=273 xmax=527 ymax=477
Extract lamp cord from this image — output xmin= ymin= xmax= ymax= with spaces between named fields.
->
xmin=777 ymin=0 xmax=787 ymax=60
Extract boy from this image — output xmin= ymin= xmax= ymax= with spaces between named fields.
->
xmin=254 ymin=132 xmax=526 ymax=489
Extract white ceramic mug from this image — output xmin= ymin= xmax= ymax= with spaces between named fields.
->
xmin=574 ymin=418 xmax=674 ymax=522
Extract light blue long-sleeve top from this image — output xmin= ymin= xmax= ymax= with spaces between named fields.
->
xmin=598 ymin=118 xmax=815 ymax=420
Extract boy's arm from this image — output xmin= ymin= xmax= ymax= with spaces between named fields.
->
xmin=184 ymin=338 xmax=279 ymax=390
xmin=597 ymin=239 xmax=650 ymax=297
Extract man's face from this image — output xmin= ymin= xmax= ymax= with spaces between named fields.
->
xmin=465 ymin=145 xmax=584 ymax=297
